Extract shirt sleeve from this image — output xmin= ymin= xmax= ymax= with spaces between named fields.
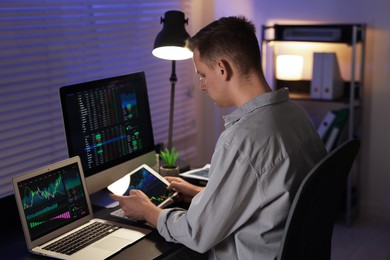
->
xmin=157 ymin=143 xmax=265 ymax=253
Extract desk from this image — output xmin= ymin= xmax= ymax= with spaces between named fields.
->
xmin=0 ymin=195 xmax=206 ymax=259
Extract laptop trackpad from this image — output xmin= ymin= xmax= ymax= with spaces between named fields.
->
xmin=93 ymin=236 xmax=132 ymax=251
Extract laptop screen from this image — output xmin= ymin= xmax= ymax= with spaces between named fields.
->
xmin=15 ymin=161 xmax=90 ymax=241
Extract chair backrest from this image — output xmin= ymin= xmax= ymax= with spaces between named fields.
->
xmin=276 ymin=138 xmax=360 ymax=260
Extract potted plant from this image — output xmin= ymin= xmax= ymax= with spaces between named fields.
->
xmin=159 ymin=147 xmax=180 ymax=176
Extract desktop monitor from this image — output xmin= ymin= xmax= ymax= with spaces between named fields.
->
xmin=59 ymin=72 xmax=156 ymax=206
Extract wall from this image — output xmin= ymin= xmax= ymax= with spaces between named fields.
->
xmin=190 ymin=0 xmax=390 ymax=221
xmin=186 ymin=1 xmax=216 ymax=167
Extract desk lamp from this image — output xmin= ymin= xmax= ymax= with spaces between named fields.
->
xmin=152 ymin=10 xmax=193 ymax=152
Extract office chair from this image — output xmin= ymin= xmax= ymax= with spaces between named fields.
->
xmin=276 ymin=138 xmax=360 ymax=260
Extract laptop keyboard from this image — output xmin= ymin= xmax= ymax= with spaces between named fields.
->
xmin=43 ymin=221 xmax=120 ymax=255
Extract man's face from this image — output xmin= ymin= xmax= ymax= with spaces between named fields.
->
xmin=193 ymin=48 xmax=231 ymax=107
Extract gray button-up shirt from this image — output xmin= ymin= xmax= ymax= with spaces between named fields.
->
xmin=157 ymin=88 xmax=327 ymax=259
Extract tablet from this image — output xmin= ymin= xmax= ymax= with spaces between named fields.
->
xmin=107 ymin=164 xmax=177 ymax=208
xmin=179 ymin=164 xmax=210 ymax=181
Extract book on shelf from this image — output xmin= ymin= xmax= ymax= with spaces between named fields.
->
xmin=317 ymin=110 xmax=336 ymax=139
xmin=322 ymin=108 xmax=349 ymax=152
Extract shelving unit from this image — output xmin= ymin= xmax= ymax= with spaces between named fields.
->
xmin=261 ymin=23 xmax=366 ymax=225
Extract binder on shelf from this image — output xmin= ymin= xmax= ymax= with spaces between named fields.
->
xmin=321 ymin=52 xmax=344 ymax=100
xmin=310 ymin=52 xmax=344 ymax=100
xmin=322 ymin=108 xmax=349 ymax=151
xmin=310 ymin=52 xmax=323 ymax=99
xmin=324 ymin=127 xmax=340 ymax=152
xmin=317 ymin=110 xmax=336 ymax=139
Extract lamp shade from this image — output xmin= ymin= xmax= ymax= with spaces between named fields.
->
xmin=276 ymin=55 xmax=304 ymax=80
xmin=152 ymin=10 xmax=193 ymax=60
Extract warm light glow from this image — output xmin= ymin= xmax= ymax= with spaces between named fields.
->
xmin=152 ymin=46 xmax=193 ymax=60
xmin=276 ymin=55 xmax=304 ymax=80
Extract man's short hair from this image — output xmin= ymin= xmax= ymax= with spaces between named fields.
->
xmin=186 ymin=16 xmax=262 ymax=75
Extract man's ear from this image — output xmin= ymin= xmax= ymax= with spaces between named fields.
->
xmin=216 ymin=59 xmax=233 ymax=81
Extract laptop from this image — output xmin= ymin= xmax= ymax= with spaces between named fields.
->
xmin=12 ymin=156 xmax=151 ymax=260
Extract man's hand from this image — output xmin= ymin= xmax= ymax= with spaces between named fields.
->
xmin=109 ymin=190 xmax=161 ymax=227
xmin=165 ymin=177 xmax=203 ymax=203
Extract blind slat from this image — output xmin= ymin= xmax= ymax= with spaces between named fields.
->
xmin=0 ymin=0 xmax=195 ymax=198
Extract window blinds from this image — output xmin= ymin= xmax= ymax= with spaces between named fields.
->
xmin=0 ymin=0 xmax=196 ymax=198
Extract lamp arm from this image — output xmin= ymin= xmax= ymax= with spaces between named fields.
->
xmin=168 ymin=60 xmax=177 ymax=151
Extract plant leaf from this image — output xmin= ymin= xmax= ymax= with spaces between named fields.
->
xmin=159 ymin=147 xmax=180 ymax=167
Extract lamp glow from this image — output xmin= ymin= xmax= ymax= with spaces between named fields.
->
xmin=276 ymin=55 xmax=304 ymax=80
xmin=152 ymin=46 xmax=193 ymax=60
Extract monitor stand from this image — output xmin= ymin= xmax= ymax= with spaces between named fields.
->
xmin=89 ymin=189 xmax=119 ymax=208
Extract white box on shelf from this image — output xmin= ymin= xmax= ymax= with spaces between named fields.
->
xmin=321 ymin=52 xmax=344 ymax=100
xmin=310 ymin=52 xmax=323 ymax=99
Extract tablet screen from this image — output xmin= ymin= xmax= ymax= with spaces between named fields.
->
xmin=107 ymin=164 xmax=176 ymax=207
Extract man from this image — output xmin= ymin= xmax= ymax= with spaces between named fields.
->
xmin=110 ymin=16 xmax=327 ymax=259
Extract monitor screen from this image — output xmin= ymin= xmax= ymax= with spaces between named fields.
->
xmin=59 ymin=72 xmax=156 ymax=198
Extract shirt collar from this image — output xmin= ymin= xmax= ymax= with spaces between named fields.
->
xmin=223 ymin=87 xmax=290 ymax=128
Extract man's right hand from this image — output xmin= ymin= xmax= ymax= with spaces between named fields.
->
xmin=165 ymin=176 xmax=203 ymax=203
